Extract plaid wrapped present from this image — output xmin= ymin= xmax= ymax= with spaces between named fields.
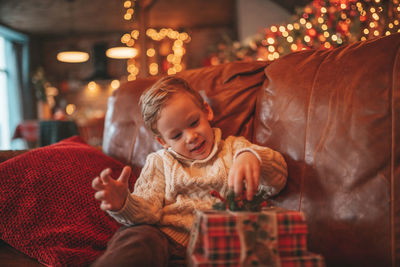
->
xmin=276 ymin=210 xmax=308 ymax=256
xmin=190 ymin=253 xmax=325 ymax=267
xmin=190 ymin=254 xmax=240 ymax=267
xmin=280 ymin=253 xmax=325 ymax=267
xmin=188 ymin=208 xmax=325 ymax=267
xmin=188 ymin=210 xmax=280 ymax=263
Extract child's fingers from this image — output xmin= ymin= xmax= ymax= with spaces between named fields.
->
xmin=227 ymin=168 xmax=235 ymax=189
xmin=92 ymin=176 xmax=105 ymax=190
xmin=245 ymin=168 xmax=254 ymax=201
xmin=245 ymin=167 xmax=261 ymax=201
xmin=233 ymin=171 xmax=244 ymax=197
xmin=100 ymin=202 xmax=112 ymax=211
xmin=253 ymin=167 xmax=260 ymax=187
xmin=100 ymin=168 xmax=112 ymax=184
xmin=94 ymin=190 xmax=106 ymax=201
xmin=118 ymin=166 xmax=132 ymax=185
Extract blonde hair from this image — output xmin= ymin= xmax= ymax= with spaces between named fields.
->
xmin=140 ymin=76 xmax=205 ymax=136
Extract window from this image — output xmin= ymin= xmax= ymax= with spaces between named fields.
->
xmin=0 ymin=26 xmax=29 ymax=149
xmin=0 ymin=37 xmax=9 ymax=149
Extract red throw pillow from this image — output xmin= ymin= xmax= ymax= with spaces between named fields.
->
xmin=0 ymin=136 xmax=137 ymax=266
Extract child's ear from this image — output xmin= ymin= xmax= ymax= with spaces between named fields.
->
xmin=156 ymin=136 xmax=170 ymax=149
xmin=203 ymin=102 xmax=214 ymax=121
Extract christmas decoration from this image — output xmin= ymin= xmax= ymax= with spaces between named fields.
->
xmin=188 ymin=209 xmax=325 ymax=266
xmin=210 ymin=189 xmax=268 ymax=212
xmin=206 ymin=0 xmax=400 ymax=65
xmin=120 ymin=1 xmax=191 ymax=80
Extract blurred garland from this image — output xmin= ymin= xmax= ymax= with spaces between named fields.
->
xmin=205 ymin=0 xmax=400 ymax=65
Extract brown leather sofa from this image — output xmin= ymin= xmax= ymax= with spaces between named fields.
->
xmin=1 ymin=33 xmax=399 ymax=266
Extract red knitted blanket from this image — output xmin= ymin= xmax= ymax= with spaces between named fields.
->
xmin=0 ymin=136 xmax=137 ymax=266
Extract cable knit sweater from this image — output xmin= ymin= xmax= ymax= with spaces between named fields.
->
xmin=108 ymin=128 xmax=287 ymax=246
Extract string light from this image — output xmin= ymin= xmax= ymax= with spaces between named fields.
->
xmin=209 ymin=0 xmax=400 ymax=64
xmin=120 ymin=1 xmax=191 ymax=79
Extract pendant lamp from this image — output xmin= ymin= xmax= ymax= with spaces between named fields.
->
xmin=57 ymin=0 xmax=89 ymax=63
xmin=57 ymin=49 xmax=89 ymax=63
xmin=106 ymin=46 xmax=138 ymax=59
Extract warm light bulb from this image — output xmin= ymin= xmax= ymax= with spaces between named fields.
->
xmin=149 ymin=63 xmax=159 ymax=75
xmin=66 ymin=104 xmax=76 ymax=115
xmin=88 ymin=81 xmax=97 ymax=91
xmin=268 ymin=45 xmax=275 ymax=52
xmin=111 ymin=80 xmax=120 ymax=90
xmin=124 ymin=13 xmax=132 ymax=20
xmin=106 ymin=47 xmax=138 ymax=59
xmin=147 ymin=48 xmax=156 ymax=57
xmin=124 ymin=1 xmax=131 ymax=8
xmin=324 ymin=42 xmax=331 ymax=49
xmin=57 ymin=51 xmax=89 ymax=63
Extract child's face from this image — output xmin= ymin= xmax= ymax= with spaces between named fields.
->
xmin=156 ymin=92 xmax=214 ymax=160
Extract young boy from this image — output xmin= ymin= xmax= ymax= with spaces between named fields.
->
xmin=91 ymin=76 xmax=287 ymax=266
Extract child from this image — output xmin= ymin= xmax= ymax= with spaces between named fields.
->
xmin=91 ymin=76 xmax=287 ymax=266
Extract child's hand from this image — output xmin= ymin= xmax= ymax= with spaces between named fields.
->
xmin=228 ymin=152 xmax=260 ymax=201
xmin=92 ymin=166 xmax=131 ymax=212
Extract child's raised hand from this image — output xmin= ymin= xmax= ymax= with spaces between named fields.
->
xmin=228 ymin=152 xmax=260 ymax=201
xmin=92 ymin=166 xmax=131 ymax=212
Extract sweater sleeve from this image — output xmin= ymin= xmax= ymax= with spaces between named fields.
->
xmin=228 ymin=136 xmax=288 ymax=197
xmin=107 ymin=152 xmax=166 ymax=225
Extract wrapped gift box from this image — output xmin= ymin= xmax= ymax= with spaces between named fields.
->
xmin=190 ymin=254 xmax=240 ymax=267
xmin=276 ymin=210 xmax=308 ymax=256
xmin=190 ymin=252 xmax=325 ymax=267
xmin=280 ymin=252 xmax=325 ymax=267
xmin=188 ymin=208 xmax=325 ymax=267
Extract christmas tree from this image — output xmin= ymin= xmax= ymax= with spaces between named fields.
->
xmin=207 ymin=0 xmax=400 ymax=65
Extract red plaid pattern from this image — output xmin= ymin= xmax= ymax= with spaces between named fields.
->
xmin=201 ymin=212 xmax=238 ymax=236
xmin=198 ymin=211 xmax=241 ymax=261
xmin=277 ymin=211 xmax=308 ymax=235
xmin=280 ymin=253 xmax=326 ymax=267
xmin=190 ymin=254 xmax=240 ymax=267
xmin=188 ymin=209 xmax=325 ymax=267
xmin=275 ymin=209 xmax=308 ymax=256
xmin=279 ymin=234 xmax=307 ymax=256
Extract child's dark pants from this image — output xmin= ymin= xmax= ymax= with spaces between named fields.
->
xmin=91 ymin=224 xmax=186 ymax=267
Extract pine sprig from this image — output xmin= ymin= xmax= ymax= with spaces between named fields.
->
xmin=210 ymin=189 xmax=268 ymax=212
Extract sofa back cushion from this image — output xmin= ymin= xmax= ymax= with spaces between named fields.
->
xmin=254 ymin=33 xmax=400 ymax=266
xmin=102 ymin=61 xmax=267 ymax=175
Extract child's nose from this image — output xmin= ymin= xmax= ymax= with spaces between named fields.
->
xmin=186 ymin=130 xmax=198 ymax=143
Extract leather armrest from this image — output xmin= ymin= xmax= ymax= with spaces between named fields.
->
xmin=0 ymin=150 xmax=28 ymax=164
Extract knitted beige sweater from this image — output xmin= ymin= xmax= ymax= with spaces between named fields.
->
xmin=108 ymin=128 xmax=287 ymax=246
